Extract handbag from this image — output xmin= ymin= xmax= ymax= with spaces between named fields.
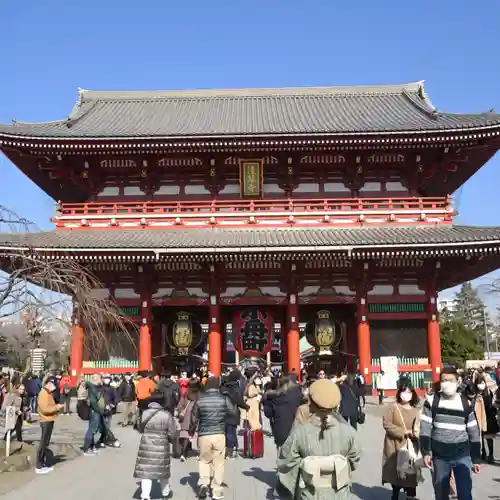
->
xmin=178 ymin=401 xmax=193 ymax=423
xmin=135 ymin=409 xmax=161 ymax=433
xmin=394 ymin=404 xmax=423 ymax=478
xmin=357 ymin=410 xmax=366 ymax=425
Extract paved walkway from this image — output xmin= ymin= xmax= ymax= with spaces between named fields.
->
xmin=2 ymin=413 xmax=500 ymax=499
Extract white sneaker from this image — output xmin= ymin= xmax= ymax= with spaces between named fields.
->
xmin=35 ymin=467 xmax=52 ymax=474
xmin=84 ymin=450 xmax=96 ymax=456
xmin=162 ymin=486 xmax=172 ymax=499
xmin=180 ymin=455 xmax=186 ymax=463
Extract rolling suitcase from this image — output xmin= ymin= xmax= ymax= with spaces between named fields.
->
xmin=243 ymin=427 xmax=264 ymax=458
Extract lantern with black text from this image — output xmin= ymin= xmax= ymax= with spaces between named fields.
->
xmin=305 ymin=309 xmax=345 ymax=356
xmin=166 ymin=311 xmax=203 ymax=356
xmin=233 ymin=307 xmax=273 ymax=357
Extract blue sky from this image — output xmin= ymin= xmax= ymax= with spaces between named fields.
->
xmin=0 ymin=1 xmax=499 ymax=305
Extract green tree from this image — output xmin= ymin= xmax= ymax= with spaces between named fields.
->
xmin=440 ymin=316 xmax=484 ymax=368
xmin=452 ymin=281 xmax=492 ymax=352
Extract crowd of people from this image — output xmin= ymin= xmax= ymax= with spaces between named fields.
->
xmin=2 ymin=363 xmax=500 ymax=499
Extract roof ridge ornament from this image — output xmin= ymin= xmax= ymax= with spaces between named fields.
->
xmin=76 ymin=88 xmax=88 ymax=107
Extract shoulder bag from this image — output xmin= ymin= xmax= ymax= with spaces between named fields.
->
xmin=394 ymin=403 xmax=423 ymax=478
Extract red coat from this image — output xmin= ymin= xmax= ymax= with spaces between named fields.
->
xmin=178 ymin=378 xmax=189 ymax=397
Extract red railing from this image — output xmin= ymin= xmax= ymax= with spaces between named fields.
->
xmin=57 ymin=196 xmax=451 ymax=216
xmin=53 ymin=196 xmax=453 ymax=228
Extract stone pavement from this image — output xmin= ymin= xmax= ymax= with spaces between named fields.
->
xmin=2 ymin=412 xmax=500 ymax=499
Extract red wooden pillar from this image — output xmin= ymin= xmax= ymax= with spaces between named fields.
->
xmin=139 ymin=290 xmax=153 ymax=371
xmin=69 ymin=319 xmax=84 ymax=386
xmin=356 ymin=287 xmax=372 ymax=386
xmin=287 ymin=265 xmax=300 ymax=375
xmin=208 ymin=299 xmax=222 ymax=376
xmin=427 ymin=289 xmax=442 ymax=382
xmin=208 ymin=266 xmax=222 ymax=376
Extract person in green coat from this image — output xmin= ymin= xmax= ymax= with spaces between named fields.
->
xmin=277 ymin=379 xmax=362 ymax=500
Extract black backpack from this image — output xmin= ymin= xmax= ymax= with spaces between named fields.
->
xmin=77 ymin=400 xmax=90 ymax=421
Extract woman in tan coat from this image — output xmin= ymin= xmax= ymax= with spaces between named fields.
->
xmin=246 ymin=378 xmax=262 ymax=431
xmin=2 ymin=384 xmax=26 ymax=443
xmin=382 ymin=381 xmax=420 ymax=500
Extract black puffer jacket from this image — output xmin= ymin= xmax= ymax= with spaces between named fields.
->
xmin=197 ymin=389 xmax=234 ymax=437
xmin=263 ymin=382 xmax=303 ymax=447
xmin=134 ymin=402 xmax=177 ymax=481
xmin=220 ymin=380 xmax=249 ymax=426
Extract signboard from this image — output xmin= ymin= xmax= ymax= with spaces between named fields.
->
xmin=239 ymin=159 xmax=263 ymax=197
xmin=5 ymin=406 xmax=16 ymax=431
xmin=233 ymin=307 xmax=273 ymax=357
xmin=379 ymin=356 xmax=399 ymax=390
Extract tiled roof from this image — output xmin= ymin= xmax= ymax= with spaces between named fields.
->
xmin=1 ymin=225 xmax=500 ymax=252
xmin=1 ymin=82 xmax=499 ymax=139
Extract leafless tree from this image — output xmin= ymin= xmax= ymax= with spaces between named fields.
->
xmin=0 ymin=205 xmax=136 ymax=363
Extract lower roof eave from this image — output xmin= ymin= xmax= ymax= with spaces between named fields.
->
xmin=2 ymin=241 xmax=500 ymax=260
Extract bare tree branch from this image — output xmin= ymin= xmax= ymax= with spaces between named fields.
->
xmin=0 ymin=204 xmax=136 ymax=361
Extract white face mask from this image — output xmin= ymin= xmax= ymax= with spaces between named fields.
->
xmin=477 ymin=383 xmax=486 ymax=391
xmin=400 ymin=391 xmax=412 ymax=403
xmin=441 ymin=381 xmax=458 ymax=396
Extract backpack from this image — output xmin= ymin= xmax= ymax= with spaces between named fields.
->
xmin=431 ymin=392 xmax=471 ymax=422
xmin=77 ymin=400 xmax=90 ymax=421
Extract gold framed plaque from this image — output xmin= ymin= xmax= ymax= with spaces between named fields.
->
xmin=239 ymin=159 xmax=263 ymax=198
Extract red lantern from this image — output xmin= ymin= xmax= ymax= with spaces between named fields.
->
xmin=233 ymin=307 xmax=273 ymax=357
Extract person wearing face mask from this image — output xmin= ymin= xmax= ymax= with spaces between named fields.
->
xmin=98 ymin=375 xmax=121 ymax=448
xmin=119 ymin=373 xmax=137 ymax=426
xmin=382 ymin=381 xmax=420 ymax=500
xmin=420 ymin=367 xmax=480 ymax=500
xmin=36 ymin=377 xmax=64 ymax=474
xmin=473 ymin=377 xmax=498 ymax=463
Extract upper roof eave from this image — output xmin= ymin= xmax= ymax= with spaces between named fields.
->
xmin=1 ymin=123 xmax=500 ymax=143
xmin=1 ymin=81 xmax=499 ymax=143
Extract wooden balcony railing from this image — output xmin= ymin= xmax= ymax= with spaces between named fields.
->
xmin=53 ymin=196 xmax=453 ymax=229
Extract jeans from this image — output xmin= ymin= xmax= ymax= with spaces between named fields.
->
xmin=432 ymin=456 xmax=472 ymax=500
xmin=36 ymin=421 xmax=54 ymax=469
xmin=83 ymin=411 xmax=102 ymax=451
xmin=29 ymin=395 xmax=38 ymax=413
xmin=98 ymin=414 xmax=117 ymax=444
xmin=225 ymin=424 xmax=238 ymax=451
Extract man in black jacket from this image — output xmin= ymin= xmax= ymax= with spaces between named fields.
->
xmin=196 ymin=377 xmax=234 ymax=500
xmin=156 ymin=373 xmax=180 ymax=414
xmin=221 ymin=371 xmax=249 ymax=459
xmin=118 ymin=374 xmax=136 ymax=426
